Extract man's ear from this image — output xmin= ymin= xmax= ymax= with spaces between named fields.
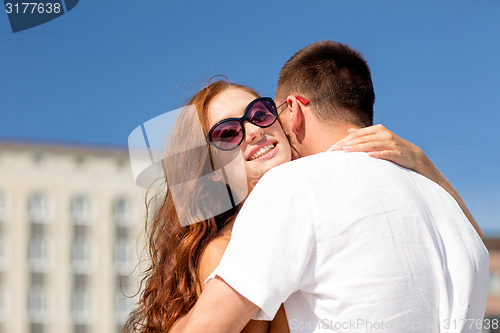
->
xmin=288 ymin=96 xmax=305 ymax=137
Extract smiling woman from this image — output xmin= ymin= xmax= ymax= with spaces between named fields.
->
xmin=206 ymin=87 xmax=291 ymax=191
xmin=123 ymin=79 xmax=293 ymax=332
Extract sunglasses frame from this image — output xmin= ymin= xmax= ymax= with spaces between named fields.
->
xmin=277 ymin=96 xmax=310 ymax=114
xmin=208 ymin=97 xmax=279 ymax=151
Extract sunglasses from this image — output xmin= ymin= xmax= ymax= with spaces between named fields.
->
xmin=277 ymin=96 xmax=310 ymax=114
xmin=208 ymin=97 xmax=279 ymax=151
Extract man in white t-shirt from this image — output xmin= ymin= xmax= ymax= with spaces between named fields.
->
xmin=172 ymin=41 xmax=489 ymax=332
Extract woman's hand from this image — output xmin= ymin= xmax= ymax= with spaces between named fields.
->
xmin=330 ymin=124 xmax=483 ymax=239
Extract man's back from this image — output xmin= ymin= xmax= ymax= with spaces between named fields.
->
xmin=214 ymin=151 xmax=489 ymax=332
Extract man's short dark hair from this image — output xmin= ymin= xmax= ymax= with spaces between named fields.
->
xmin=276 ymin=40 xmax=375 ymax=127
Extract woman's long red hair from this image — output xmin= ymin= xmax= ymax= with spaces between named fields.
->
xmin=124 ymin=80 xmax=259 ymax=332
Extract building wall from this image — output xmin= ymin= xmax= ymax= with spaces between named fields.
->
xmin=0 ymin=142 xmax=147 ymax=333
xmin=485 ymin=237 xmax=500 ymax=333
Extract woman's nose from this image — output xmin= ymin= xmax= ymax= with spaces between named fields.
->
xmin=244 ymin=122 xmax=264 ymax=144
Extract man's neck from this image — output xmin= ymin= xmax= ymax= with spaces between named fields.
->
xmin=301 ymin=122 xmax=359 ymax=156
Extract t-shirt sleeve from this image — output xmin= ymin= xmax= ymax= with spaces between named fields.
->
xmin=210 ymin=165 xmax=316 ymax=320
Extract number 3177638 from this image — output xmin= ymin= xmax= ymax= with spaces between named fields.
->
xmin=5 ymin=2 xmax=62 ymax=14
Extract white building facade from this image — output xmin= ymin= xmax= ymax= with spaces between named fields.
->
xmin=0 ymin=141 xmax=146 ymax=333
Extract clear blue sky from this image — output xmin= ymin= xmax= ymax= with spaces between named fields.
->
xmin=1 ymin=1 xmax=499 ymax=234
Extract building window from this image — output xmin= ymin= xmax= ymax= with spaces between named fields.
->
xmin=0 ymin=285 xmax=10 ymax=321
xmin=490 ymin=271 xmax=500 ymax=295
xmin=115 ymin=289 xmax=134 ymax=325
xmin=72 ymin=237 xmax=92 ymax=274
xmin=30 ymin=323 xmax=46 ymax=333
xmin=116 ymin=158 xmax=127 ymax=169
xmin=72 ymin=287 xmax=92 ymax=324
xmin=0 ymin=191 xmax=6 ymax=222
xmin=28 ymin=193 xmax=49 ymax=224
xmin=28 ymin=286 xmax=48 ymax=323
xmin=113 ymin=198 xmax=132 ymax=227
xmin=71 ymin=196 xmax=90 ymax=225
xmin=28 ymin=236 xmax=51 ymax=272
xmin=33 ymin=153 xmax=44 ymax=165
xmin=0 ymin=236 xmax=11 ymax=271
xmin=73 ymin=324 xmax=88 ymax=333
xmin=114 ymin=238 xmax=135 ymax=275
xmin=75 ymin=156 xmax=86 ymax=169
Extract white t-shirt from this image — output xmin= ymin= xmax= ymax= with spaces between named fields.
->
xmin=208 ymin=151 xmax=489 ymax=332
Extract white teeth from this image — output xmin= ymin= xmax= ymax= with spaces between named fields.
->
xmin=250 ymin=144 xmax=275 ymax=161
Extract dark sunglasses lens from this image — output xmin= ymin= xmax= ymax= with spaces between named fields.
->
xmin=248 ymin=99 xmax=277 ymax=127
xmin=210 ymin=120 xmax=243 ymax=150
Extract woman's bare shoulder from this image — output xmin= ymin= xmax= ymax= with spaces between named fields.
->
xmin=198 ymin=236 xmax=231 ymax=289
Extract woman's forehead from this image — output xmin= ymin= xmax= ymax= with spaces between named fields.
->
xmin=207 ymin=88 xmax=257 ymax=125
